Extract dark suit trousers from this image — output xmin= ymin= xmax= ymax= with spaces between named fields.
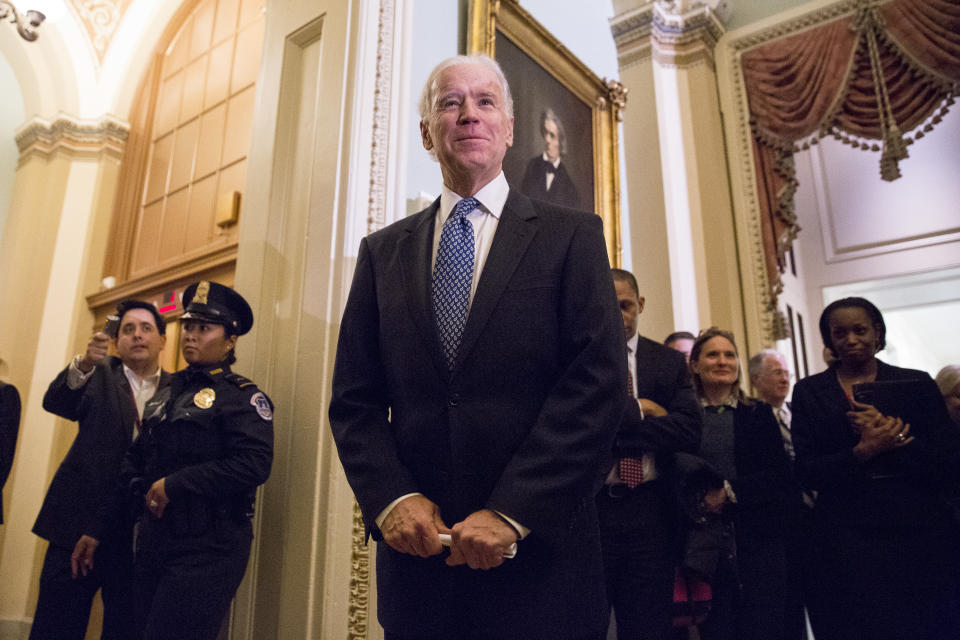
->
xmin=597 ymin=481 xmax=675 ymax=640
xmin=133 ymin=518 xmax=251 ymax=640
xmin=30 ymin=538 xmax=134 ymax=640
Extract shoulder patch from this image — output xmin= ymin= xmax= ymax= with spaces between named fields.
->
xmin=250 ymin=391 xmax=272 ymax=421
xmin=225 ymin=372 xmax=257 ymax=389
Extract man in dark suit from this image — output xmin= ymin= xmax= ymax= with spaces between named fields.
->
xmin=520 ymin=107 xmax=581 ymax=209
xmin=30 ymin=300 xmax=171 ymax=640
xmin=598 ymin=268 xmax=701 ymax=640
xmin=0 ymin=371 xmax=21 ymax=525
xmin=329 ymin=54 xmax=625 ymax=639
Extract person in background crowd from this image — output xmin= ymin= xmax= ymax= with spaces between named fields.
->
xmin=935 ymin=364 xmax=960 ymax=429
xmin=665 ymin=331 xmax=696 ymax=364
xmin=74 ymin=281 xmax=273 ymax=640
xmin=748 ymin=349 xmax=819 ymax=640
xmin=0 ymin=357 xmax=21 ymax=526
xmin=687 ymin=328 xmax=799 ymax=640
xmin=598 ymin=269 xmax=701 ymax=640
xmin=329 ymin=53 xmax=624 ymax=639
xmin=791 ymin=297 xmax=960 ymax=640
xmin=31 ymin=301 xmax=171 ymax=640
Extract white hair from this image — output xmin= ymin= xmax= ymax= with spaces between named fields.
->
xmin=418 ymin=54 xmax=514 ymax=124
xmin=748 ymin=349 xmax=785 ymax=382
xmin=936 ymin=364 xmax=960 ymax=397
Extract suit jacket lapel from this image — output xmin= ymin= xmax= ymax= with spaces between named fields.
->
xmin=398 ymin=199 xmax=448 ymax=373
xmin=111 ymin=362 xmax=138 ymax=441
xmin=454 ymin=190 xmax=537 ymax=371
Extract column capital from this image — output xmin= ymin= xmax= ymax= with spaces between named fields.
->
xmin=15 ymin=114 xmax=130 ymax=163
xmin=612 ymin=1 xmax=730 ymax=69
xmin=652 ymin=1 xmax=728 ymax=68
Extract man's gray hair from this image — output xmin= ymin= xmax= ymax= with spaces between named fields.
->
xmin=936 ymin=364 xmax=960 ymax=398
xmin=748 ymin=349 xmax=783 ymax=382
xmin=418 ymin=54 xmax=514 ymax=124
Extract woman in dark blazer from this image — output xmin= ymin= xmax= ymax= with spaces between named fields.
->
xmin=685 ymin=328 xmax=800 ymax=640
xmin=791 ymin=297 xmax=960 ymax=640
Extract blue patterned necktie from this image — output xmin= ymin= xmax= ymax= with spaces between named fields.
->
xmin=432 ymin=197 xmax=478 ymax=369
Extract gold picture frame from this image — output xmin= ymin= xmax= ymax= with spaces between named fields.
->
xmin=469 ymin=0 xmax=626 ymax=265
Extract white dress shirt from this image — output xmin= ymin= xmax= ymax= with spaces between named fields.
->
xmin=68 ymin=355 xmax=160 ymax=438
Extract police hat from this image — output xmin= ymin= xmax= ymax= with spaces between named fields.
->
xmin=180 ymin=281 xmax=254 ymax=336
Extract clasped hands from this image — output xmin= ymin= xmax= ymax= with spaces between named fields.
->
xmin=848 ymin=399 xmax=914 ymax=461
xmin=380 ymin=495 xmax=517 ymax=571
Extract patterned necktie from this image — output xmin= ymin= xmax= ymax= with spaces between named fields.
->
xmin=618 ymin=357 xmax=646 ymax=488
xmin=432 ymin=197 xmax=478 ymax=369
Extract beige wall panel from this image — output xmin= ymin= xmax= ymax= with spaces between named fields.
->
xmin=216 ymin=160 xmax=245 ymax=245
xmin=191 ymin=0 xmax=217 ymax=59
xmin=186 ymin=173 xmax=218 ymax=251
xmin=238 ymin=0 xmax=264 ymax=29
xmin=145 ymin=132 xmax=174 ymax=203
xmin=227 ymin=0 xmax=372 ymax=636
xmin=181 ymin=57 xmax=208 ymax=121
xmin=167 ymin=17 xmax=193 ymax=75
xmin=222 ymin=87 xmax=255 ymax=165
xmin=213 ymin=0 xmax=241 ymax=44
xmin=206 ymin=38 xmax=234 ymax=109
xmin=196 ymin=103 xmax=227 ymax=178
xmin=158 ymin=188 xmax=190 ymax=262
xmin=232 ymin=20 xmax=265 ymax=94
xmin=133 ymin=200 xmax=164 ymax=274
xmin=171 ymin=120 xmax=200 ymax=191
xmin=155 ymin=72 xmax=184 ymax=138
xmin=0 ymin=154 xmax=70 ymax=430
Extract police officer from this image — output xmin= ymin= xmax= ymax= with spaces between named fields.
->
xmin=75 ymin=281 xmax=273 ymax=640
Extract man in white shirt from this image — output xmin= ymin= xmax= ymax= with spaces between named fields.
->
xmin=329 ymin=54 xmax=625 ymax=639
xmin=31 ymin=300 xmax=170 ymax=640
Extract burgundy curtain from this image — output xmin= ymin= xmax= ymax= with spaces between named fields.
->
xmin=740 ymin=0 xmax=960 ymax=316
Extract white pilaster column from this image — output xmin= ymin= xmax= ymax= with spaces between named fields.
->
xmin=0 ymin=114 xmax=128 ymax=630
xmin=613 ymin=1 xmax=745 ymax=341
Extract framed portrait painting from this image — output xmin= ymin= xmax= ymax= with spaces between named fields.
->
xmin=469 ymin=0 xmax=626 ymax=264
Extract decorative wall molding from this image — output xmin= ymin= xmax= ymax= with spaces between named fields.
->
xmin=347 ymin=502 xmax=371 ymax=640
xmin=611 ymin=1 xmax=727 ymax=69
xmin=807 ymin=143 xmax=960 ymax=264
xmin=610 ymin=4 xmax=655 ymax=68
xmin=651 ymin=2 xmax=726 ymax=68
xmin=68 ymin=0 xmax=134 ymax=66
xmin=366 ymin=0 xmax=395 ymax=234
xmin=15 ymin=113 xmax=130 ymax=162
xmin=347 ymin=0 xmax=398 ymax=636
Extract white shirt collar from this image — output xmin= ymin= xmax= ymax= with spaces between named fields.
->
xmin=626 ymin=333 xmax=638 ymax=354
xmin=439 ymin=171 xmax=509 ymax=225
xmin=123 ymin=363 xmax=161 ymax=387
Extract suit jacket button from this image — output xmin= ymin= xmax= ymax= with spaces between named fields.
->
xmin=448 ymin=394 xmax=459 ymax=407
